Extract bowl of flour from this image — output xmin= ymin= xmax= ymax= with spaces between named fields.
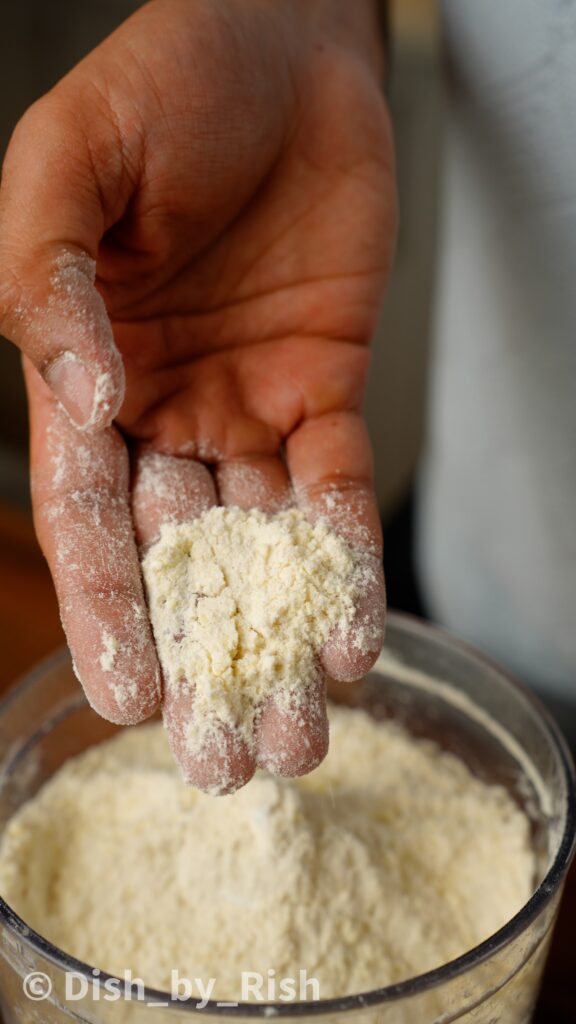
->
xmin=0 ymin=614 xmax=573 ymax=1024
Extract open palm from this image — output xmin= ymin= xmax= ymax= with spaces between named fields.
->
xmin=1 ymin=0 xmax=395 ymax=791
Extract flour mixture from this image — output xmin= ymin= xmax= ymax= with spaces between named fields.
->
xmin=141 ymin=507 xmax=378 ymax=769
xmin=0 ymin=706 xmax=534 ymax=999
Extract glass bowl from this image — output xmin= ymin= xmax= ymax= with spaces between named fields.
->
xmin=0 ymin=612 xmax=573 ymax=1024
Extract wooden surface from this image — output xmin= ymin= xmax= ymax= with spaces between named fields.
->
xmin=0 ymin=500 xmax=573 ymax=1021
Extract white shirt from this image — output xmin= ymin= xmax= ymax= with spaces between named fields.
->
xmin=418 ymin=0 xmax=576 ymax=699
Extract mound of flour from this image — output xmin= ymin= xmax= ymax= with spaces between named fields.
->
xmin=141 ymin=507 xmax=371 ymax=762
xmin=0 ymin=707 xmax=534 ymax=999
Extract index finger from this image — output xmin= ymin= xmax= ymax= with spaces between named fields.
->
xmin=26 ymin=359 xmax=161 ymax=724
xmin=286 ymin=411 xmax=385 ymax=682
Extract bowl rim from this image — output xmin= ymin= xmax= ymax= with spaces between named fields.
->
xmin=0 ymin=611 xmax=574 ymax=1018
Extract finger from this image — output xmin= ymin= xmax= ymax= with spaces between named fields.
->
xmin=131 ymin=449 xmax=216 ymax=549
xmin=215 ymin=454 xmax=292 ymax=512
xmin=132 ymin=449 xmax=256 ymax=792
xmin=25 ymin=359 xmax=160 ymax=724
xmin=287 ymin=411 xmax=385 ymax=681
xmin=216 ymin=454 xmax=329 ymax=776
xmin=163 ymin=690 xmax=255 ymax=796
xmin=0 ymin=94 xmax=126 ymax=429
xmin=256 ymin=677 xmax=329 ymax=777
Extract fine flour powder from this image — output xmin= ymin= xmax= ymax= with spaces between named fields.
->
xmin=0 ymin=706 xmax=534 ymax=1000
xmin=141 ymin=507 xmax=375 ymax=770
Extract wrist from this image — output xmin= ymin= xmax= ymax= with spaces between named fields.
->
xmin=303 ymin=0 xmax=386 ymax=79
xmin=261 ymin=0 xmax=385 ymax=82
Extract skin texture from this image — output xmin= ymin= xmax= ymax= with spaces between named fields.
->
xmin=0 ymin=0 xmax=397 ymax=792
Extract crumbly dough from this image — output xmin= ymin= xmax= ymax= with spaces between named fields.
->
xmin=0 ymin=706 xmax=534 ymax=999
xmin=141 ymin=508 xmax=374 ymax=761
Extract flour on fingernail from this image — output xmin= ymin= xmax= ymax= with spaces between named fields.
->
xmin=14 ymin=249 xmax=124 ymax=427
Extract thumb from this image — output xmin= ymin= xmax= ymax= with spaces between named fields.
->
xmin=0 ymin=94 xmax=125 ymax=430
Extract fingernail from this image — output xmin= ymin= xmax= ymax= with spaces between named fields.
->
xmin=44 ymin=352 xmax=95 ymax=428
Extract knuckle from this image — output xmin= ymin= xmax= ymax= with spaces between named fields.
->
xmin=0 ymin=267 xmax=23 ymax=333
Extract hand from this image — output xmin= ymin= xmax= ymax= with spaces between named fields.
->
xmin=0 ymin=0 xmax=396 ymax=791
